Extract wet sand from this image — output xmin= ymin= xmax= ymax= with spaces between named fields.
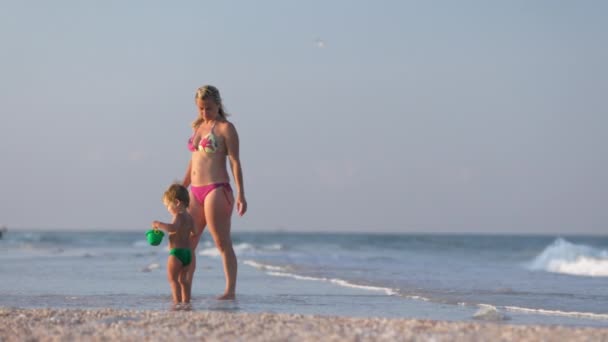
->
xmin=1 ymin=307 xmax=608 ymax=341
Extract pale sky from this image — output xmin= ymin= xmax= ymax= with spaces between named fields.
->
xmin=1 ymin=1 xmax=607 ymax=234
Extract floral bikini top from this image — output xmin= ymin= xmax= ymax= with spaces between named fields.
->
xmin=187 ymin=122 xmax=219 ymax=153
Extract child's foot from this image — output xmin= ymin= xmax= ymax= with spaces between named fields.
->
xmin=217 ymin=292 xmax=235 ymax=300
xmin=180 ymin=303 xmax=192 ymax=311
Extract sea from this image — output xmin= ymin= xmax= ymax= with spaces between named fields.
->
xmin=1 ymin=230 xmax=607 ymax=327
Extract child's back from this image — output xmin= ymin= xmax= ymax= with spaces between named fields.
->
xmin=167 ymin=212 xmax=194 ymax=249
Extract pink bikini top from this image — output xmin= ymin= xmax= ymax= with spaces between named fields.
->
xmin=188 ymin=123 xmax=219 ymax=153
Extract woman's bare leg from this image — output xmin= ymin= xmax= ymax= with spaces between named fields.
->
xmin=205 ymin=187 xmax=236 ymax=300
xmin=186 ymin=192 xmax=206 ymax=289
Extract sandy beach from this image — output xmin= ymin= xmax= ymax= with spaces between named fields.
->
xmin=1 ymin=307 xmax=608 ymax=342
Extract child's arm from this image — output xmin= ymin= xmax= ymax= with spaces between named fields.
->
xmin=152 ymin=220 xmax=173 ymax=232
xmin=152 ymin=215 xmax=180 ymax=233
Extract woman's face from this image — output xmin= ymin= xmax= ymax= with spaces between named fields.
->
xmin=196 ymin=97 xmax=219 ymax=121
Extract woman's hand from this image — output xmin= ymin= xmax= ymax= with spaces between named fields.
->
xmin=236 ymin=194 xmax=247 ymax=216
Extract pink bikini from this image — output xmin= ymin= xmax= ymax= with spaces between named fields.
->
xmin=188 ymin=122 xmax=219 ymax=153
xmin=190 ymin=183 xmax=232 ymax=206
xmin=188 ymin=123 xmax=232 ymax=206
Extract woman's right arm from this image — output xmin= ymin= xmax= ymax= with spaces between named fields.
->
xmin=182 ymin=159 xmax=192 ymax=187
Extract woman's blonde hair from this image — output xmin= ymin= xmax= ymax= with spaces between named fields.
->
xmin=192 ymin=85 xmax=229 ymax=128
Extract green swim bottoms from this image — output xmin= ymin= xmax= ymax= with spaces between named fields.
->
xmin=169 ymin=248 xmax=192 ymax=266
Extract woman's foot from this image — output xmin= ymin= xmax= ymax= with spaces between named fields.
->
xmin=217 ymin=292 xmax=235 ymax=300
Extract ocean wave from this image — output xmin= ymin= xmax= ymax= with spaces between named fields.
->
xmin=264 ymin=243 xmax=283 ymax=250
xmin=328 ymin=278 xmax=398 ymax=296
xmin=198 ymin=243 xmax=253 ymax=257
xmin=231 ymin=242 xmax=255 ymax=253
xmin=198 ymin=242 xmax=278 ymax=258
xmin=473 ymin=304 xmax=510 ymax=321
xmin=504 ymin=305 xmax=608 ymax=321
xmin=527 ymin=238 xmax=608 ymax=277
xmin=132 ymin=240 xmax=149 ymax=248
xmin=243 ymin=260 xmax=285 ymax=271
xmin=1 ymin=232 xmax=68 ymax=246
xmin=199 ymin=247 xmax=220 ymax=257
xmin=267 ymin=271 xmax=323 ymax=282
xmin=261 ymin=270 xmax=398 ymax=296
xmin=404 ymin=295 xmax=432 ymax=302
xmin=140 ymin=263 xmax=161 ymax=272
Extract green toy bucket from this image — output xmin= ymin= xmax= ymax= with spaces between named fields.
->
xmin=146 ymin=229 xmax=164 ymax=246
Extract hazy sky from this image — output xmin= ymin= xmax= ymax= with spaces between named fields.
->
xmin=1 ymin=1 xmax=606 ymax=234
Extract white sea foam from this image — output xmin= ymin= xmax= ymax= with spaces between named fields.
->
xmin=234 ymin=243 xmax=255 ymax=253
xmin=505 ymin=305 xmax=608 ymax=321
xmin=264 ymin=244 xmax=283 ymax=250
xmin=243 ymin=260 xmax=285 ymax=271
xmin=548 ymin=256 xmax=608 ymax=277
xmin=527 ymin=238 xmax=608 ymax=277
xmin=199 ymin=248 xmax=220 ymax=257
xmin=473 ymin=304 xmax=510 ymax=321
xmin=328 ymin=278 xmax=398 ymax=296
xmin=140 ymin=263 xmax=161 ymax=272
xmin=263 ymin=270 xmax=398 ymax=296
xmin=132 ymin=240 xmax=149 ymax=248
xmin=406 ymin=295 xmax=431 ymax=302
xmin=267 ymin=271 xmax=324 ymax=282
xmin=199 ymin=243 xmax=255 ymax=258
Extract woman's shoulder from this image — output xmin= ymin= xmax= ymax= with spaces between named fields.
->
xmin=218 ymin=119 xmax=237 ymax=133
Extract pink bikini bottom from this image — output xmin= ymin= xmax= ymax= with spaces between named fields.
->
xmin=190 ymin=183 xmax=232 ymax=206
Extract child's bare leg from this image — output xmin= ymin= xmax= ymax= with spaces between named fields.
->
xmin=167 ymin=256 xmax=182 ymax=304
xmin=179 ymin=266 xmax=192 ymax=303
xmin=185 ymin=251 xmax=197 ymax=288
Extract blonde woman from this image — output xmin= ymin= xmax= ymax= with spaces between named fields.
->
xmin=183 ymin=85 xmax=247 ymax=300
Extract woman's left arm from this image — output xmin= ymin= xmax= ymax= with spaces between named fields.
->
xmin=225 ymin=122 xmax=247 ymax=216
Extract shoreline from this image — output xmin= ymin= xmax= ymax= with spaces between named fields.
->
xmin=2 ymin=307 xmax=608 ymax=341
xmin=5 ymin=228 xmax=608 ymax=237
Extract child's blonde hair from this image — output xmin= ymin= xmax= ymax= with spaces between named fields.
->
xmin=192 ymin=85 xmax=229 ymax=129
xmin=163 ymin=183 xmax=190 ymax=207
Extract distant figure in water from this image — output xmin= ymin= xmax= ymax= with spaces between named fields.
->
xmin=0 ymin=225 xmax=7 ymax=239
xmin=152 ymin=184 xmax=196 ymax=307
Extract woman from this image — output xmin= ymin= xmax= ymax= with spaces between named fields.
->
xmin=182 ymin=85 xmax=247 ymax=300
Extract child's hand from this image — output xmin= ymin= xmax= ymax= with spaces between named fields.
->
xmin=152 ymin=221 xmax=160 ymax=229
